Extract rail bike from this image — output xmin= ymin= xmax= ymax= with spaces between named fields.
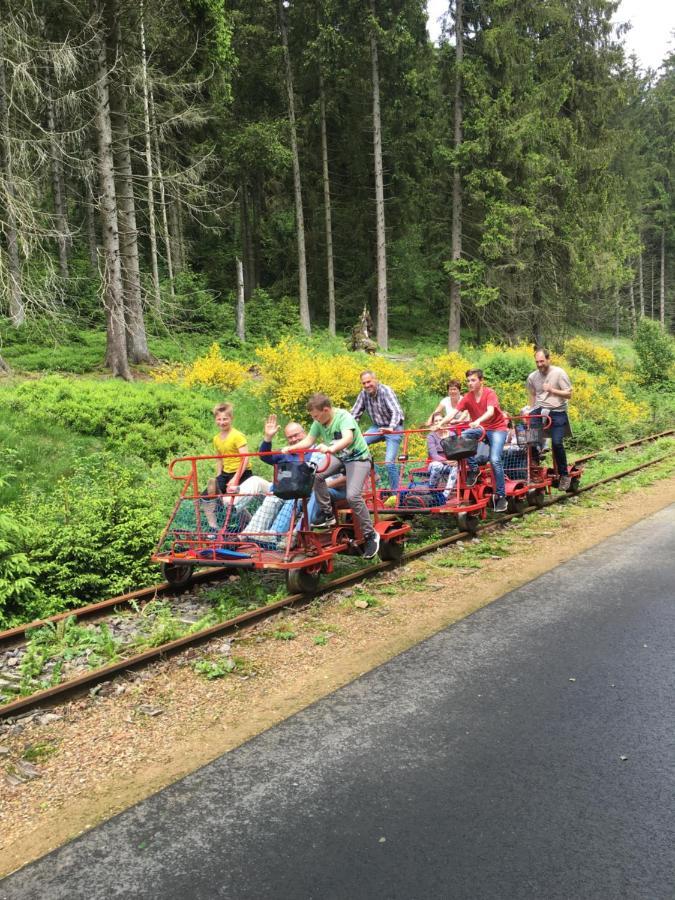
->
xmin=152 ymin=449 xmax=410 ymax=593
xmin=364 ymin=425 xmax=492 ymax=535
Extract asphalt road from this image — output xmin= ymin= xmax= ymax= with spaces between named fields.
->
xmin=2 ymin=505 xmax=674 ymax=900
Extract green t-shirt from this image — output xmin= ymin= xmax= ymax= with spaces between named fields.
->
xmin=308 ymin=408 xmax=370 ymax=463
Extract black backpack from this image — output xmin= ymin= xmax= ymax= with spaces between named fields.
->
xmin=440 ymin=433 xmax=479 ymax=460
xmin=273 ymin=460 xmax=316 ymax=499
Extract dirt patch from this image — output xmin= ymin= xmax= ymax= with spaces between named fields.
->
xmin=1 ymin=472 xmax=674 ymax=877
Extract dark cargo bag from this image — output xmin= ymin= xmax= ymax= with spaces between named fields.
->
xmin=273 ymin=461 xmax=316 ymax=499
xmin=440 ymin=433 xmax=479 ymax=461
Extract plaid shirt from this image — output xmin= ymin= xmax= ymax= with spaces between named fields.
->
xmin=351 ymin=383 xmax=404 ymax=430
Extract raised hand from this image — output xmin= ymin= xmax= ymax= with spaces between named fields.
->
xmin=264 ymin=413 xmax=280 ymax=441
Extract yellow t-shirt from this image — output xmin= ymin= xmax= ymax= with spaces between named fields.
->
xmin=213 ymin=428 xmax=248 ymax=473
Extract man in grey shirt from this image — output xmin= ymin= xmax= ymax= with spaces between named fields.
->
xmin=527 ymin=348 xmax=573 ymax=490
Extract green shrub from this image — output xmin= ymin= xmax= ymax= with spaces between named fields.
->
xmin=10 ymin=376 xmax=216 ymax=464
xmin=245 ymin=289 xmax=300 ymax=342
xmin=11 ymin=455 xmax=172 ymax=623
xmin=0 ymin=477 xmax=38 ymax=627
xmin=477 ymin=344 xmax=533 ymax=383
xmin=634 ymin=318 xmax=675 ymax=387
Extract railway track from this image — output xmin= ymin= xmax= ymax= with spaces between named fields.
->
xmin=0 ymin=432 xmax=672 ymax=720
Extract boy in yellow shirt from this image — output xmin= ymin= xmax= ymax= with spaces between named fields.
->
xmin=210 ymin=402 xmax=252 ymax=494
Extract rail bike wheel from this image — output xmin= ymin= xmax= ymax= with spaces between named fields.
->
xmin=286 ymin=567 xmax=321 ymax=594
xmin=529 ymin=489 xmax=546 ymax=509
xmin=457 ymin=512 xmax=480 ymax=536
xmin=162 ymin=562 xmax=194 ymax=588
xmin=507 ymin=496 xmax=528 ymax=514
xmin=378 ymin=538 xmax=404 ymax=564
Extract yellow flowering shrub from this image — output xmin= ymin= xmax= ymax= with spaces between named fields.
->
xmin=493 ymin=382 xmax=529 ymax=417
xmin=255 ymin=339 xmax=416 ymax=420
xmin=151 ymin=344 xmax=249 ymax=392
xmin=563 ymin=337 xmax=617 ymax=375
xmin=255 ymin=339 xmax=364 ymax=419
xmin=425 ymin=351 xmax=473 ymax=393
xmin=150 ymin=363 xmax=182 ymax=385
xmin=567 ymin=370 xmax=646 ymax=427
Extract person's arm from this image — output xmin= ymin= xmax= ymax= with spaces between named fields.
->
xmin=526 ymin=373 xmax=537 ymax=407
xmin=280 ymin=431 xmax=315 ymax=454
xmin=227 ymin=443 xmax=250 ymax=491
xmin=350 ymin=391 xmax=365 ymax=420
xmin=316 ymin=429 xmax=353 ymax=455
xmin=469 ymin=406 xmax=494 ymax=429
xmin=543 ymin=373 xmax=572 ymax=400
xmin=259 ymin=440 xmax=284 ymax=466
xmin=437 ymin=396 xmax=466 ymax=429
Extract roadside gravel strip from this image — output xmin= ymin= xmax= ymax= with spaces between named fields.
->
xmin=0 ymin=470 xmax=674 ymax=878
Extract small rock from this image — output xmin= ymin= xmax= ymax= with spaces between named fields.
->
xmin=5 ymin=773 xmax=25 ymax=787
xmin=6 ymin=657 xmax=19 ymax=668
xmin=0 ymin=746 xmax=10 ymax=756
xmin=354 ymin=599 xmax=369 ymax=610
xmin=568 ymin=677 xmax=576 ymax=683
xmin=37 ymin=713 xmax=62 ymax=726
xmin=17 ymin=760 xmax=40 ymax=779
xmin=619 ymin=755 xmax=628 ymax=761
xmin=138 ymin=705 xmax=163 ymax=717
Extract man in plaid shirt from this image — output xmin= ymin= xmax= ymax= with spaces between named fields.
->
xmin=351 ymin=371 xmax=405 ymax=490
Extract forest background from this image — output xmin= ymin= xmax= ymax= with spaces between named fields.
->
xmin=0 ymin=0 xmax=674 ymax=628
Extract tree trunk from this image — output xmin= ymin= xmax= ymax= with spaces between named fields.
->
xmin=236 ymin=257 xmax=245 ymax=341
xmin=279 ymin=0 xmax=310 ymax=333
xmin=150 ymin=88 xmax=175 ymax=298
xmin=659 ymin=229 xmax=665 ymax=327
xmin=240 ymin=183 xmax=253 ymax=300
xmin=109 ymin=13 xmax=152 ymax=364
xmin=45 ymin=64 xmax=70 ymax=279
xmin=638 ymin=247 xmax=645 ymax=317
xmin=319 ymin=68 xmax=336 ymax=336
xmin=448 ymin=0 xmax=463 ymax=351
xmin=140 ymin=0 xmax=161 ymax=310
xmin=93 ymin=3 xmax=131 ymax=380
xmin=85 ymin=177 xmax=99 ymax=269
xmin=0 ymin=32 xmax=24 ymax=326
xmin=651 ymin=256 xmax=654 ymax=318
xmin=628 ymin=275 xmax=636 ymax=335
xmin=370 ymin=0 xmax=388 ymax=350
xmin=169 ymin=197 xmax=183 ymax=273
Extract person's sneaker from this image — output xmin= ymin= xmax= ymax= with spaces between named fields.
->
xmin=312 ymin=511 xmax=336 ymax=529
xmin=557 ymin=475 xmax=571 ymax=491
xmin=465 ymin=470 xmax=479 ymax=487
xmin=362 ymin=531 xmax=380 ymax=559
xmin=493 ymin=495 xmax=508 ymax=513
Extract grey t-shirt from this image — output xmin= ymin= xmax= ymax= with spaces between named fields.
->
xmin=526 ymin=365 xmax=572 ymax=411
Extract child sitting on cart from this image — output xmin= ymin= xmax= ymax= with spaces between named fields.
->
xmin=426 ymin=413 xmax=458 ymax=493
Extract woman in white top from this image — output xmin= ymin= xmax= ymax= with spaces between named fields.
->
xmin=427 ymin=379 xmax=469 ymax=426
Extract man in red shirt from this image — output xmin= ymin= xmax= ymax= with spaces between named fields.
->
xmin=446 ymin=368 xmax=509 ymax=512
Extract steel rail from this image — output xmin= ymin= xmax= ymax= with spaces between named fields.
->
xmin=0 ymin=451 xmax=670 ymax=721
xmin=572 ymin=428 xmax=673 ymax=466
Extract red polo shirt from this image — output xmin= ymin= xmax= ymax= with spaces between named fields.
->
xmin=456 ymin=387 xmax=509 ymax=431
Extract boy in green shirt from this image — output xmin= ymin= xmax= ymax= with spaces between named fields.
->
xmin=281 ymin=392 xmax=379 ymax=559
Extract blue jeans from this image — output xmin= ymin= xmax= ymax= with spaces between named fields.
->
xmin=464 ymin=428 xmax=507 ymax=497
xmin=532 ymin=407 xmax=569 ymax=477
xmin=364 ymin=427 xmax=404 ymax=490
